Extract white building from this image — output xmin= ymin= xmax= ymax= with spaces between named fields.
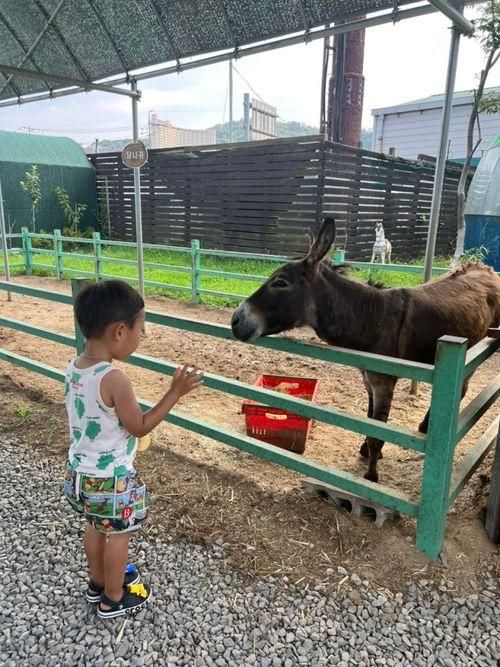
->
xmin=371 ymin=87 xmax=500 ymax=160
xmin=149 ymin=114 xmax=216 ymax=149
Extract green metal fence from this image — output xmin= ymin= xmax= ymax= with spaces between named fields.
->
xmin=0 ymin=228 xmax=454 ymax=304
xmin=0 ymin=277 xmax=498 ymax=560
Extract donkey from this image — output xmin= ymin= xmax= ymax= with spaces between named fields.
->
xmin=231 ymin=218 xmax=500 ymax=482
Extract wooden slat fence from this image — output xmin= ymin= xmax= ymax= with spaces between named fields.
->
xmin=90 ymin=136 xmax=471 ymax=260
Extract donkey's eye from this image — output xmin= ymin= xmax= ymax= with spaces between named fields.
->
xmin=271 ymin=279 xmax=289 ymax=289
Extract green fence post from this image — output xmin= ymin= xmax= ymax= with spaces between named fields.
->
xmin=93 ymin=231 xmax=102 ymax=280
xmin=333 ymin=248 xmax=345 ymax=264
xmin=71 ymin=278 xmax=89 ymax=355
xmin=416 ymin=335 xmax=467 ymax=559
xmin=22 ymin=227 xmax=32 ymax=275
xmin=53 ymin=229 xmax=63 ymax=280
xmin=191 ymin=239 xmax=201 ymax=304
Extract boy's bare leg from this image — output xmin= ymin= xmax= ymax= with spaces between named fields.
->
xmin=84 ymin=523 xmax=106 ymax=589
xmin=101 ymin=533 xmax=132 ymax=607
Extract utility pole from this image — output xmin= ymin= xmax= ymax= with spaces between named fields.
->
xmin=328 ymin=20 xmax=366 ymax=146
xmin=319 ymin=33 xmax=331 ymax=138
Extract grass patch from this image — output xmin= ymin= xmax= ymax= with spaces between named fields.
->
xmin=5 ymin=245 xmax=452 ymax=307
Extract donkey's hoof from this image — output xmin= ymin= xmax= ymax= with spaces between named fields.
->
xmin=359 ymin=442 xmax=383 ymax=459
xmin=364 ymin=471 xmax=379 ymax=483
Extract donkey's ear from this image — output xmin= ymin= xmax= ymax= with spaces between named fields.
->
xmin=305 ymin=218 xmax=336 ymax=265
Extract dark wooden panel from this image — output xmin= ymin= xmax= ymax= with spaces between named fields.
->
xmin=90 ymin=136 xmax=472 ymax=260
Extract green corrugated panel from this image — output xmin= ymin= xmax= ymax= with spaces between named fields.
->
xmin=0 ymin=131 xmax=96 ymax=234
xmin=394 ymin=86 xmax=500 ymax=109
xmin=0 ymin=131 xmax=92 ymax=167
xmin=490 ymin=133 xmax=500 ymax=149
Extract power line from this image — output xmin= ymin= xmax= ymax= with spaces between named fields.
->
xmin=231 ymin=64 xmax=265 ymax=102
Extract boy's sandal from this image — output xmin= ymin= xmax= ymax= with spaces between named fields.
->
xmin=97 ymin=583 xmax=152 ymax=619
xmin=86 ymin=565 xmax=141 ymax=603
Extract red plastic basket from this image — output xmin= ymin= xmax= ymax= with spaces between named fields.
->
xmin=242 ymin=374 xmax=319 ymax=454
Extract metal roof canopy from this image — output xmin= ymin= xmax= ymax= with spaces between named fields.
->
xmin=0 ymin=0 xmax=476 ymax=298
xmin=0 ymin=1 xmax=473 ymax=107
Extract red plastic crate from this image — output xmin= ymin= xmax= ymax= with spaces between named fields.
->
xmin=242 ymin=374 xmax=319 ymax=454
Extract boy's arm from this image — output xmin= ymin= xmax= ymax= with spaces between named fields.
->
xmin=102 ymin=365 xmax=203 ymax=438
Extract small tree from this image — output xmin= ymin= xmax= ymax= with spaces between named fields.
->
xmin=19 ymin=165 xmax=42 ymax=232
xmin=451 ymin=1 xmax=500 ymax=266
xmin=54 ymin=186 xmax=88 ymax=233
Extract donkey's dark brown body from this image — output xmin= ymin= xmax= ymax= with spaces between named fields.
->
xmin=231 ymin=219 xmax=500 ymax=482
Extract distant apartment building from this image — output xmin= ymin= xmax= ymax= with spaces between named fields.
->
xmin=149 ymin=114 xmax=216 ymax=149
xmin=371 ymin=87 xmax=500 ymax=160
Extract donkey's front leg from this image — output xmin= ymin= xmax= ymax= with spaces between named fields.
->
xmin=364 ymin=374 xmax=397 ymax=483
xmin=359 ymin=370 xmax=379 ymax=458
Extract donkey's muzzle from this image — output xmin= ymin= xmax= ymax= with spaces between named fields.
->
xmin=231 ymin=303 xmax=261 ymax=342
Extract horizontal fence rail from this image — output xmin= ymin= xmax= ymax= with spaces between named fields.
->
xmin=0 ymin=278 xmax=434 ymax=383
xmin=0 ymin=228 xmax=459 ymax=307
xmin=0 ymin=345 xmax=418 ymax=517
xmin=0 ymin=278 xmax=498 ymax=561
xmin=0 ymin=310 xmax=426 ymax=451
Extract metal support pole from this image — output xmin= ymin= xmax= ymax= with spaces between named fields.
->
xmin=131 ymin=79 xmax=145 ymax=300
xmin=427 ymin=0 xmax=474 ymax=35
xmin=0 ymin=180 xmax=11 ymax=301
xmin=229 ymin=59 xmax=233 ymax=142
xmin=243 ymin=93 xmax=250 ymax=142
xmin=423 ymin=23 xmax=461 ymax=283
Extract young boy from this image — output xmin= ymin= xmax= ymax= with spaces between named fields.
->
xmin=63 ymin=280 xmax=203 ymax=618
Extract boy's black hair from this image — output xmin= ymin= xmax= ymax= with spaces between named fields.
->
xmin=74 ymin=280 xmax=144 ymax=339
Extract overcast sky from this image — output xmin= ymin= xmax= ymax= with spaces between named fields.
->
xmin=1 ymin=7 xmax=498 ymax=145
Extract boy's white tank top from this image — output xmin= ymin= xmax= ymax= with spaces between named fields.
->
xmin=65 ymin=359 xmax=137 ymax=476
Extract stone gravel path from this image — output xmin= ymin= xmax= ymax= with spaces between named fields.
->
xmin=0 ymin=436 xmax=498 ymax=666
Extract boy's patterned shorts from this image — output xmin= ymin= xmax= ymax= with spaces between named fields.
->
xmin=63 ymin=461 xmax=149 ymax=534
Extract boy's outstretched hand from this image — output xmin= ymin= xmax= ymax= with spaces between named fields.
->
xmin=170 ymin=364 xmax=204 ymax=399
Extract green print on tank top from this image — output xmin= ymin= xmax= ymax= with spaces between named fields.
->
xmin=85 ymin=419 xmax=102 ymax=440
xmin=126 ymin=435 xmax=136 ymax=455
xmin=74 ymin=396 xmax=85 ymax=419
xmin=72 ymin=427 xmax=82 ymax=444
xmin=70 ymin=452 xmax=87 ymax=468
xmin=96 ymin=450 xmax=116 ymax=470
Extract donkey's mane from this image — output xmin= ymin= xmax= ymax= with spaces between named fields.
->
xmin=367 ymin=277 xmax=386 ymax=289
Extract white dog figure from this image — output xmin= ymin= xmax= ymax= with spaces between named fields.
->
xmin=371 ymin=222 xmax=392 ymax=264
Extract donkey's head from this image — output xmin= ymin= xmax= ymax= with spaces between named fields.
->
xmin=231 ymin=218 xmax=337 ymax=342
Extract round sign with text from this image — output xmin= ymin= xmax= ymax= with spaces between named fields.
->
xmin=121 ymin=141 xmax=148 ymax=168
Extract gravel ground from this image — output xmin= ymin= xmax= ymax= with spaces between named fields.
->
xmin=0 ymin=436 xmax=498 ymax=667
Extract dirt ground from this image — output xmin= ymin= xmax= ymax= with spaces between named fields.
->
xmin=0 ymin=275 xmax=498 ymax=593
